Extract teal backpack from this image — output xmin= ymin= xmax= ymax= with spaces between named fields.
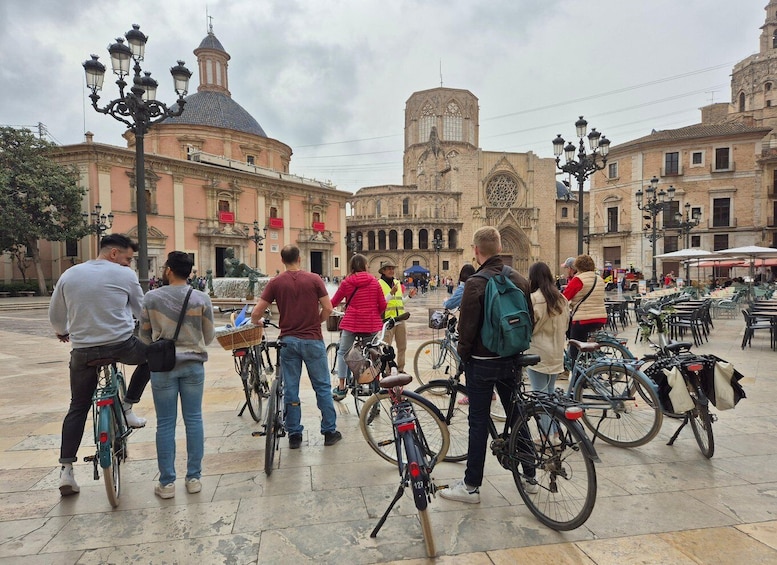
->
xmin=473 ymin=266 xmax=532 ymax=357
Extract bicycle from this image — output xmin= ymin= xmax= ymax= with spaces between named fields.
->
xmin=369 ymin=370 xmax=449 ymax=557
xmin=233 ymin=337 xmax=273 ymax=423
xmin=564 ymin=340 xmax=663 ymax=448
xmin=419 ymin=353 xmax=599 ymax=531
xmin=82 ymin=359 xmax=136 ymax=507
xmin=358 ymin=316 xmax=451 ymax=466
xmin=637 ymin=306 xmax=722 ymax=458
xmin=332 ymin=329 xmax=387 ymax=416
xmin=249 ymin=319 xmax=285 ymax=475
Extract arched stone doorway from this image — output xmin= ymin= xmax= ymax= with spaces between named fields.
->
xmin=499 ymin=226 xmax=531 ymax=274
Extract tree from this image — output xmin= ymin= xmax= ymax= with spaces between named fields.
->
xmin=0 ymin=127 xmax=90 ymax=295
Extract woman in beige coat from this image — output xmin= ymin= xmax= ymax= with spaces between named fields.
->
xmin=526 ymin=261 xmax=569 ymax=440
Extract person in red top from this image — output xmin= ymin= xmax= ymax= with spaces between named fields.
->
xmin=330 ymin=254 xmax=387 ymax=400
xmin=250 ymin=245 xmax=341 ymax=449
xmin=562 ymin=254 xmax=607 ymax=364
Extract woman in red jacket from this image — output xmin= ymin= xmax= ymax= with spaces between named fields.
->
xmin=330 ymin=254 xmax=387 ymax=400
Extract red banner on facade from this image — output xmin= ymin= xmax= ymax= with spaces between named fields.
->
xmin=218 ymin=211 xmax=235 ymax=224
xmin=269 ymin=217 xmax=283 ymax=229
xmin=312 ymin=221 xmax=325 ymax=232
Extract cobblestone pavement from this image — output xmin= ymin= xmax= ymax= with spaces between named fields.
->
xmin=1 ymin=292 xmax=776 ymax=564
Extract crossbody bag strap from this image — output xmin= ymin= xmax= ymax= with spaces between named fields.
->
xmin=345 ymin=287 xmax=358 ymax=309
xmin=571 ymin=276 xmax=597 ymax=319
xmin=172 ymin=288 xmax=194 ymax=341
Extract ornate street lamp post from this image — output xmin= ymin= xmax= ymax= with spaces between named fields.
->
xmin=676 ymin=202 xmax=702 ymax=282
xmin=250 ymin=221 xmax=268 ymax=270
xmin=553 ymin=117 xmax=611 ymax=255
xmin=431 ymin=235 xmax=443 ymax=282
xmin=82 ymin=203 xmax=114 ymax=256
xmin=83 ymin=24 xmax=192 ymax=290
xmin=636 ymin=176 xmax=676 ymax=289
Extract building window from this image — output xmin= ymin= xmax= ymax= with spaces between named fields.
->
xmin=712 ymin=198 xmax=730 ymax=227
xmin=442 ymin=260 xmax=449 ymax=271
xmin=443 ymin=100 xmax=463 ymax=141
xmin=246 ymin=155 xmax=255 ymax=165
xmin=715 ymin=147 xmax=731 ymax=170
xmin=608 ymin=162 xmax=618 ymax=179
xmin=378 ymin=230 xmax=386 ymax=250
xmin=218 ymin=200 xmax=230 ymax=212
xmin=561 ymin=207 xmax=568 ymax=218
xmin=663 ymin=201 xmax=680 ymax=228
xmin=367 ymin=231 xmax=376 ymax=250
xmin=403 ymin=229 xmax=413 ymax=250
xmin=65 ymin=238 xmax=78 ymax=257
xmin=663 ymin=236 xmax=679 ymax=254
xmin=691 ymin=235 xmax=701 ymax=247
xmin=768 ymin=100 xmax=773 ymax=107
xmin=447 ymin=229 xmax=457 ymax=249
xmin=375 ymin=199 xmax=382 ymax=216
xmin=664 ymin=152 xmax=680 ymax=175
xmin=485 ymin=174 xmax=518 ymax=207
xmin=768 ymin=83 xmax=773 ymax=92
xmin=389 ymin=230 xmax=398 ymax=250
xmin=402 ymin=197 xmax=410 ymax=216
xmin=739 ymin=92 xmax=746 ymax=112
xmin=334 ymin=257 xmax=339 ymax=268
xmin=691 ymin=151 xmax=703 ymax=166
xmin=607 ymin=207 xmax=618 ymax=232
xmin=418 ymin=102 xmax=435 ymax=143
xmin=714 ymin=234 xmax=729 ymax=251
xmin=419 ymin=229 xmax=429 ymax=249
xmin=270 ymin=206 xmax=278 ymax=218
xmin=312 ymin=212 xmax=320 ymax=224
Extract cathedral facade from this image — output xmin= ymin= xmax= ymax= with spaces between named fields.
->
xmin=347 ymin=87 xmax=559 ymax=280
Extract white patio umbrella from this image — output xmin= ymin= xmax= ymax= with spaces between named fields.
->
xmin=655 ymin=249 xmax=714 ymax=286
xmin=716 ymin=246 xmax=777 ymax=300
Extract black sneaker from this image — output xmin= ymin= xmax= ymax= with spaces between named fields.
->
xmin=289 ymin=434 xmax=302 ymax=449
xmin=323 ymin=431 xmax=342 ymax=446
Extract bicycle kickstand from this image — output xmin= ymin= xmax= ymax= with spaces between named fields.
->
xmin=370 ymin=483 xmax=405 ymax=538
xmin=238 ymin=401 xmax=249 ymax=417
xmin=666 ymin=415 xmax=690 ymax=446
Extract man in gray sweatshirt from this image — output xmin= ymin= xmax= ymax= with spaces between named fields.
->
xmin=49 ymin=234 xmax=150 ymax=496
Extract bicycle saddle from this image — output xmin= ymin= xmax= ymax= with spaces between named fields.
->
xmin=568 ymin=340 xmax=600 ymax=353
xmin=380 ymin=373 xmax=413 ymax=389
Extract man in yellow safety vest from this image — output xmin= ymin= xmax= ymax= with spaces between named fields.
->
xmin=377 ymin=261 xmax=416 ymax=372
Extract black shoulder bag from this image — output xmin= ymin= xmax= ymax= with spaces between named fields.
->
xmin=147 ymin=288 xmax=193 ymax=372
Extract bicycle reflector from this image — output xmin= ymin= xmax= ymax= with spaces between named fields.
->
xmin=686 ymin=362 xmax=703 ymax=372
xmin=397 ymin=421 xmax=416 ymax=433
xmin=408 ymin=461 xmax=422 ymax=478
xmin=233 ymin=350 xmax=247 ymax=357
xmin=96 ymin=398 xmax=114 ymax=407
xmin=565 ymin=406 xmax=584 ymax=420
xmin=99 ymin=431 xmax=109 ymax=444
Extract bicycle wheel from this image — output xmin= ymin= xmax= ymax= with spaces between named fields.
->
xmin=359 ymin=392 xmax=449 ymax=465
xmin=99 ymin=404 xmax=121 ymax=507
xmin=264 ymin=378 xmax=280 ymax=475
xmin=688 ymin=386 xmax=714 ymax=458
xmin=594 ymin=339 xmax=635 ymax=361
xmin=414 ymin=381 xmax=469 ymax=462
xmin=574 ymin=364 xmax=663 ymax=448
xmin=508 ymin=404 xmax=597 ymax=531
xmin=241 ymin=351 xmax=263 ymax=422
xmin=402 ymin=432 xmax=435 ymax=557
xmin=326 ymin=342 xmax=339 ymax=376
xmin=414 ymin=340 xmax=455 ymax=386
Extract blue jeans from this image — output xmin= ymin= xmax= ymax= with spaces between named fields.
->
xmin=527 ymin=367 xmax=558 ymax=437
xmin=464 ymin=357 xmax=534 ymax=488
xmin=150 ymin=361 xmax=205 ymax=485
xmin=280 ymin=337 xmax=337 ymax=436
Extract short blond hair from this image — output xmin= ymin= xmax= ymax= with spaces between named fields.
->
xmin=473 ymin=226 xmax=502 ymax=258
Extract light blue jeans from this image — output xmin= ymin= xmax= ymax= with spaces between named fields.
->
xmin=336 ymin=330 xmax=376 ymax=382
xmin=150 ymin=361 xmax=205 ymax=485
xmin=527 ymin=367 xmax=558 ymax=438
xmin=280 ymin=337 xmax=337 ymax=436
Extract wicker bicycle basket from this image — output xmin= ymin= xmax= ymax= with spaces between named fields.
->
xmin=326 ymin=312 xmax=344 ymax=332
xmin=216 ymin=324 xmax=264 ymax=350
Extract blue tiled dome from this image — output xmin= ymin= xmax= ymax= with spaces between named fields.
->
xmin=164 ymin=91 xmax=267 ymax=137
xmin=198 ymin=34 xmax=225 ymax=52
xmin=556 ymin=180 xmax=572 ymax=199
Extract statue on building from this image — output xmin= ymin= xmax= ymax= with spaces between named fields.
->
xmin=223 ymin=247 xmax=264 ymax=278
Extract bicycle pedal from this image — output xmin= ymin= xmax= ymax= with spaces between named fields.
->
xmin=252 ymin=431 xmax=267 ymax=437
xmin=83 ymin=455 xmax=95 ymax=462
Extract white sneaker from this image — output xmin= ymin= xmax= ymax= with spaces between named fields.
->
xmin=185 ymin=478 xmax=202 ymax=494
xmin=155 ymin=482 xmax=175 ymax=499
xmin=523 ymin=478 xmax=540 ymax=494
xmin=124 ymin=408 xmax=147 ymax=428
xmin=439 ymin=478 xmax=480 ymax=504
xmin=59 ymin=465 xmax=80 ymax=496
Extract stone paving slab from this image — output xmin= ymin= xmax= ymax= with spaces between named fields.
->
xmin=1 ymin=292 xmax=776 ymax=563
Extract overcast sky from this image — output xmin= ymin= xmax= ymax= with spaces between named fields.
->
xmin=0 ymin=0 xmax=766 ymax=193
